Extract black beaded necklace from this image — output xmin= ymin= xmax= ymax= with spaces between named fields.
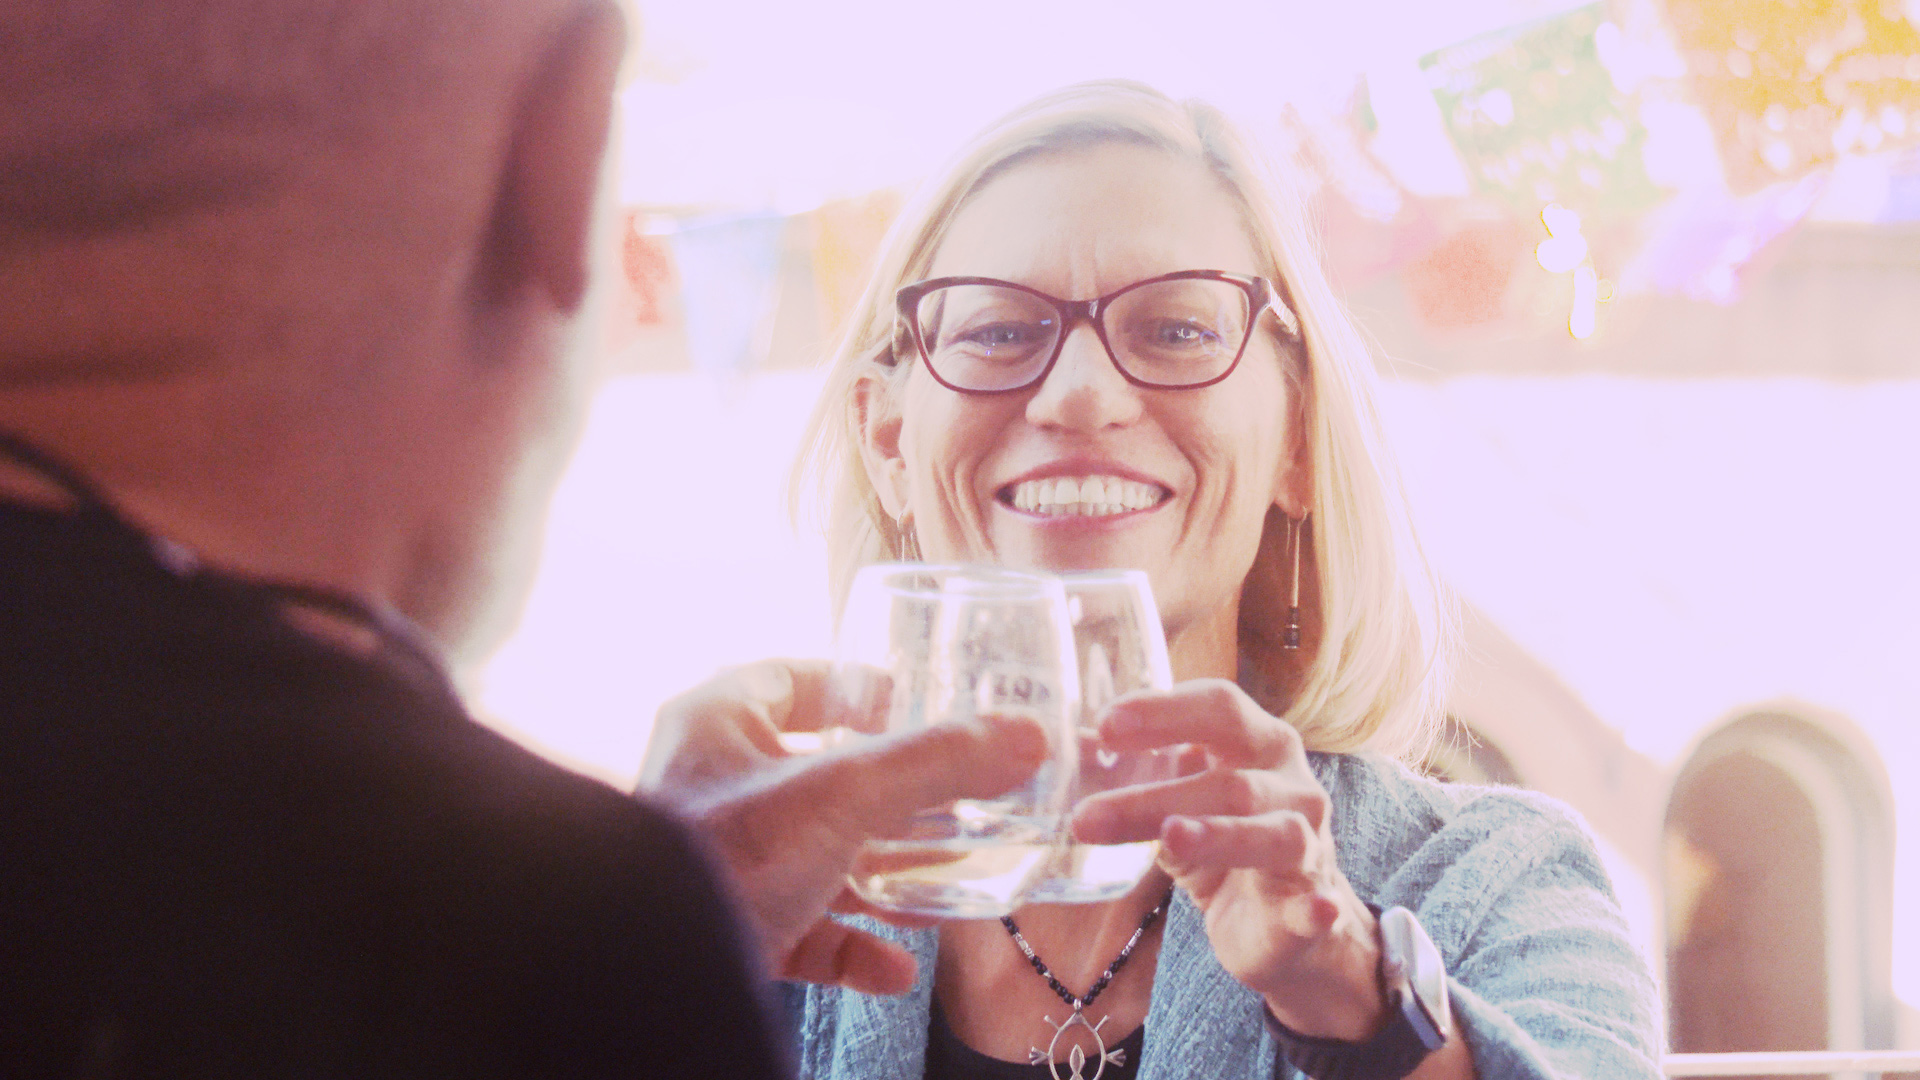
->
xmin=998 ymin=890 xmax=1173 ymax=1080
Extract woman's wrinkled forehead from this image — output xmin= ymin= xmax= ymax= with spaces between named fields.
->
xmin=925 ymin=142 xmax=1266 ymax=298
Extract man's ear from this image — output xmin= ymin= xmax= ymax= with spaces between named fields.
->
xmin=853 ymin=370 xmax=910 ymax=519
xmin=475 ymin=3 xmax=626 ymax=312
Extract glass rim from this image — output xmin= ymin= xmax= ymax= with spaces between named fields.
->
xmin=849 ymin=561 xmax=1063 ymax=597
xmin=1057 ymin=567 xmax=1154 ymax=587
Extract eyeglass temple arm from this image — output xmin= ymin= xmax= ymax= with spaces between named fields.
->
xmin=1263 ymin=278 xmax=1301 ymax=340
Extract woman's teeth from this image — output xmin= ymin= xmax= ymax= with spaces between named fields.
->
xmin=1008 ymin=476 xmax=1164 ymax=517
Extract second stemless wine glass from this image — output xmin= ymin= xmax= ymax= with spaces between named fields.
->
xmin=836 ymin=563 xmax=1081 ymax=918
xmin=1022 ymin=569 xmax=1179 ymax=903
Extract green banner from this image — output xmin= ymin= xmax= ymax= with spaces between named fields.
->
xmin=1422 ymin=3 xmax=1663 ymax=213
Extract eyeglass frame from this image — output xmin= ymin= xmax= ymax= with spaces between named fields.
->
xmin=891 ymin=269 xmax=1303 ymax=395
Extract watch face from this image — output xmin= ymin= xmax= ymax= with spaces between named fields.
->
xmin=1381 ymin=907 xmax=1451 ymax=1047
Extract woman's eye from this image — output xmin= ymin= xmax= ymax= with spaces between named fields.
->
xmin=1155 ymin=320 xmax=1219 ymax=348
xmin=958 ymin=322 xmax=1038 ymax=350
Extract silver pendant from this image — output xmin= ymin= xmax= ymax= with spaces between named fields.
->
xmin=1028 ymin=1004 xmax=1127 ymax=1080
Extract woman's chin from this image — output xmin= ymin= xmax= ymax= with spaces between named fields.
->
xmin=985 ymin=515 xmax=1171 ymax=576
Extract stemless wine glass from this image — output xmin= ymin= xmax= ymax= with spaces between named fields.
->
xmin=1021 ymin=569 xmax=1179 ymax=903
xmin=835 ymin=563 xmax=1081 ymax=918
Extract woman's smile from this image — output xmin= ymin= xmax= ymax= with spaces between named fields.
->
xmin=996 ymin=462 xmax=1172 ymax=520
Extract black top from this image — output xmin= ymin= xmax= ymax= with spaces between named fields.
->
xmin=0 ymin=443 xmax=792 ymax=1078
xmin=925 ymin=999 xmax=1144 ymax=1080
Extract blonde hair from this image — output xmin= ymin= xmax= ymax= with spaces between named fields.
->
xmin=793 ymin=80 xmax=1453 ymax=759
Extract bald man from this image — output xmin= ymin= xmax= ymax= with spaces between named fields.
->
xmin=0 ymin=1 xmax=1042 ymax=1075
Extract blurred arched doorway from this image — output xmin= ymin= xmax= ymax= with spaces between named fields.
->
xmin=1664 ymin=713 xmax=1894 ymax=1075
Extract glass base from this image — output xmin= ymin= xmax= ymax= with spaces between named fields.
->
xmin=850 ymin=835 xmax=1053 ymax=917
xmin=1020 ymin=841 xmax=1160 ymax=904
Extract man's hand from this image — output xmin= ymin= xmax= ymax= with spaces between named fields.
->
xmin=640 ymin=661 xmax=1048 ymax=994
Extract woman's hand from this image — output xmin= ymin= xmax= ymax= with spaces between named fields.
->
xmin=640 ymin=661 xmax=1048 ymax=995
xmin=1071 ymin=679 xmax=1388 ymax=1040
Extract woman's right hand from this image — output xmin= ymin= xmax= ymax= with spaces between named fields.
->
xmin=640 ymin=660 xmax=1049 ymax=993
xmin=1072 ymin=679 xmax=1389 ymax=1041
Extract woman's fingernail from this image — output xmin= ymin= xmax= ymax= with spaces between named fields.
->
xmin=1166 ymin=816 xmax=1205 ymax=846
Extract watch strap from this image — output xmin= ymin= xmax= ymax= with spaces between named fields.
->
xmin=1265 ymin=995 xmax=1434 ymax=1080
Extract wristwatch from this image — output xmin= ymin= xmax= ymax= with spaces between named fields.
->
xmin=1264 ymin=906 xmax=1452 ymax=1080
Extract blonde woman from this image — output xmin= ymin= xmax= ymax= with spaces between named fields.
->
xmin=744 ymin=81 xmax=1659 ymax=1080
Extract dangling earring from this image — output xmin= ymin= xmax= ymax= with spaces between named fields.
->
xmin=895 ymin=512 xmax=923 ymax=563
xmin=1283 ymin=512 xmax=1307 ymax=649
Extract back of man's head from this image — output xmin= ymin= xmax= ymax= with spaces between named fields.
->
xmin=0 ymin=0 xmax=625 ymax=650
xmin=4 ymin=0 xmax=520 ymax=368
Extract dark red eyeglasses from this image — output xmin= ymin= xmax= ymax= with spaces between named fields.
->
xmin=893 ymin=269 xmax=1300 ymax=394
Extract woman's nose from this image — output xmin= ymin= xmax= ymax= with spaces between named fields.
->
xmin=1024 ymin=322 xmax=1143 ymax=431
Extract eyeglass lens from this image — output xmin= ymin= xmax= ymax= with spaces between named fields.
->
xmin=913 ymin=279 xmax=1252 ymax=391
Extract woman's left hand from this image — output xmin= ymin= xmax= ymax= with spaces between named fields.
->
xmin=1072 ymin=678 xmax=1388 ymax=1041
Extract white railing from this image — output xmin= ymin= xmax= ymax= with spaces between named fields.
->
xmin=1664 ymin=1050 xmax=1920 ymax=1076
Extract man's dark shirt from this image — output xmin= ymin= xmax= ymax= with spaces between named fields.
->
xmin=0 ymin=494 xmax=791 ymax=1077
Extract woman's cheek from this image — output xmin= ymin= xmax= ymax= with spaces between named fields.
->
xmin=905 ymin=449 xmax=982 ymax=562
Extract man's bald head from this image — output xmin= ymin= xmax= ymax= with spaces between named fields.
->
xmin=0 ymin=0 xmax=627 ymax=652
xmin=0 ymin=0 xmax=614 ymax=379
xmin=2 ymin=0 xmax=521 ymax=236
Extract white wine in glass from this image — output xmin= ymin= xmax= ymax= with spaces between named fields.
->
xmin=836 ymin=564 xmax=1081 ymax=918
xmin=1022 ymin=569 xmax=1178 ymax=903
